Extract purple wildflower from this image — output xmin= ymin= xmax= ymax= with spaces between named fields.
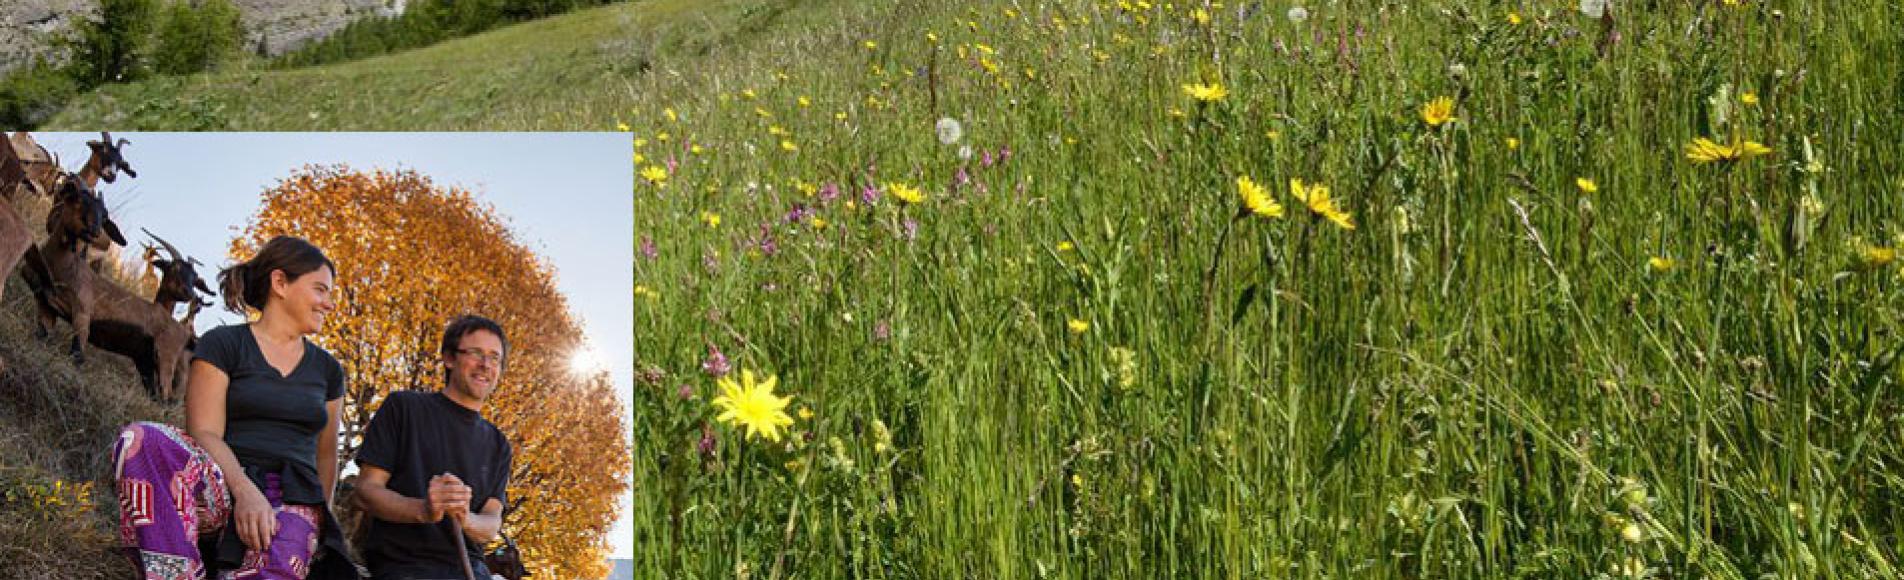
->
xmin=702 ymin=344 xmax=730 ymax=378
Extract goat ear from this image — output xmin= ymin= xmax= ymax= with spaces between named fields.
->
xmin=103 ymin=218 xmax=127 ymax=246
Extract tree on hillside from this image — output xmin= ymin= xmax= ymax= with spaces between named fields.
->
xmin=67 ymin=0 xmax=158 ymax=86
xmin=231 ymin=165 xmax=628 ymax=578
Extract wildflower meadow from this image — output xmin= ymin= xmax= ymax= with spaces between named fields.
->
xmin=632 ymin=0 xmax=1904 ymax=577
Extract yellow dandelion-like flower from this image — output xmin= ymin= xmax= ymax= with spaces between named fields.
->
xmin=1740 ymin=91 xmax=1759 ymax=105
xmin=797 ymin=96 xmax=811 ymax=108
xmin=1861 ymin=245 xmax=1897 ymax=269
xmin=1420 ymin=96 xmax=1456 ymax=127
xmin=1648 ymin=256 xmax=1676 ymax=272
xmin=1290 ymin=178 xmax=1355 ymax=230
xmin=615 ymin=120 xmax=630 ymax=132
xmin=1506 ymin=137 xmax=1521 ymax=151
xmin=886 ymin=182 xmax=926 ymax=204
xmin=640 ymin=165 xmax=668 ymax=185
xmin=711 ymin=369 xmax=796 ymax=443
xmin=1507 ymin=11 xmax=1523 ymax=25
xmin=780 ymin=139 xmax=799 ymax=152
xmin=1067 ymin=319 xmax=1090 ymax=334
xmin=863 ymin=40 xmax=878 ymax=50
xmin=1576 ymin=177 xmax=1598 ymax=194
xmin=1236 ymin=175 xmax=1285 ymax=219
xmin=700 ymin=211 xmax=721 ymax=228
xmin=1057 ymin=240 xmax=1076 ymax=252
xmin=798 ymin=407 xmax=815 ymax=420
xmin=1684 ymin=136 xmax=1772 ymax=164
xmin=664 ymin=107 xmax=678 ymax=122
xmin=1182 ymin=82 xmax=1229 ymax=103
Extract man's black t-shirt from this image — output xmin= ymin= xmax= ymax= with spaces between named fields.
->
xmin=356 ymin=390 xmax=512 ymax=579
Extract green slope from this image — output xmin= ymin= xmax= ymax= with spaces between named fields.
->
xmin=47 ymin=0 xmax=870 ymax=130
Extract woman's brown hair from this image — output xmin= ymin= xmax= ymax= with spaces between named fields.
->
xmin=216 ymin=236 xmax=335 ymax=314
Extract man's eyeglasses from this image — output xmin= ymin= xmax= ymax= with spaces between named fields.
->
xmin=456 ymin=348 xmax=504 ymax=365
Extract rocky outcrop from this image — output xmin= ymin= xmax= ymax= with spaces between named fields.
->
xmin=0 ymin=0 xmax=398 ymax=74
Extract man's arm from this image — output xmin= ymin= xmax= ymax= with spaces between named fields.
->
xmin=354 ymin=465 xmax=436 ymax=524
xmin=461 ymin=498 xmax=503 ymax=545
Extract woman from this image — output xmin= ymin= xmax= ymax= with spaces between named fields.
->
xmin=111 ymin=235 xmax=359 ymax=579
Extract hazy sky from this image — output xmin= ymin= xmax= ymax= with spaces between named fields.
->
xmin=30 ymin=132 xmax=636 ymax=558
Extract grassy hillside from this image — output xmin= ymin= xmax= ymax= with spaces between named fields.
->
xmin=623 ymin=0 xmax=1904 ymax=577
xmin=37 ymin=0 xmax=1904 ymax=577
xmin=0 ymin=196 xmax=169 ymax=578
xmin=45 ymin=0 xmax=867 ymax=130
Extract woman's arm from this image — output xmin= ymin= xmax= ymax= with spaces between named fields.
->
xmin=184 ymin=359 xmax=276 ymax=549
xmin=318 ymin=398 xmax=341 ymax=505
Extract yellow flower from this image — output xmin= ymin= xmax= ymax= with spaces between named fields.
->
xmin=1067 ymin=319 xmax=1090 ymax=334
xmin=798 ymin=407 xmax=815 ymax=420
xmin=1621 ymin=522 xmax=1645 ymax=543
xmin=1290 ymin=178 xmax=1354 ymax=230
xmin=1181 ymin=82 xmax=1229 ymax=103
xmin=1740 ymin=91 xmax=1759 ymax=105
xmin=797 ymin=96 xmax=811 ymax=108
xmin=640 ymin=165 xmax=668 ymax=184
xmin=1236 ymin=175 xmax=1285 ymax=219
xmin=712 ymin=369 xmax=796 ymax=443
xmin=700 ymin=211 xmax=721 ymax=228
xmin=780 ymin=139 xmax=799 ymax=152
xmin=615 ymin=120 xmax=630 ymax=132
xmin=1057 ymin=240 xmax=1076 ymax=252
xmin=1420 ymin=96 xmax=1456 ymax=127
xmin=886 ymin=182 xmax=926 ymax=204
xmin=1507 ymin=11 xmax=1523 ymax=25
xmin=1862 ymin=245 xmax=1897 ymax=269
xmin=1506 ymin=137 xmax=1521 ymax=151
xmin=1190 ymin=8 xmax=1210 ymax=25
xmin=863 ymin=40 xmax=878 ymax=50
xmin=1648 ymin=256 xmax=1676 ymax=272
xmin=1684 ymin=136 xmax=1772 ymax=164
xmin=1575 ymin=177 xmax=1598 ymax=194
xmin=690 ymin=144 xmax=706 ymax=155
xmin=664 ymin=107 xmax=678 ymax=122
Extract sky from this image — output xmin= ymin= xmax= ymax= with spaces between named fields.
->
xmin=32 ymin=132 xmax=636 ymax=559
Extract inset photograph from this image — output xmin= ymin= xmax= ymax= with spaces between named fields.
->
xmin=0 ymin=132 xmax=633 ymax=579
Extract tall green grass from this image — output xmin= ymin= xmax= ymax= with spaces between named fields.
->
xmin=42 ymin=0 xmax=1904 ymax=577
xmin=627 ymin=1 xmax=1904 ymax=577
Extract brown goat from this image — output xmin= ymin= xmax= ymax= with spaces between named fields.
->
xmin=21 ymin=180 xmax=212 ymax=400
xmin=0 ymin=131 xmax=135 ymax=199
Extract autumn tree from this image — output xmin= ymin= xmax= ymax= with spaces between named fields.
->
xmin=231 ymin=165 xmax=628 ymax=578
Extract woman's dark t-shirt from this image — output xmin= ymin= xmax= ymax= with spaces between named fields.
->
xmin=193 ymin=323 xmax=344 ymax=505
xmin=356 ymin=390 xmax=512 ymax=578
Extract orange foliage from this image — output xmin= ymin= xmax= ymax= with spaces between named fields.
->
xmin=232 ymin=165 xmax=628 ymax=578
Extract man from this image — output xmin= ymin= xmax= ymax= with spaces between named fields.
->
xmin=355 ymin=315 xmax=514 ymax=579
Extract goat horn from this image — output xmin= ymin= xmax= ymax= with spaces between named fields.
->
xmin=116 ymin=138 xmax=130 ymax=147
xmin=142 ymin=228 xmax=185 ymax=263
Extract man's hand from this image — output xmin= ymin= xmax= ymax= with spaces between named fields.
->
xmin=423 ymin=472 xmax=472 ymax=523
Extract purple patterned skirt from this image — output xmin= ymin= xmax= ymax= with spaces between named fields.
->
xmin=112 ymin=421 xmax=323 ymax=579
